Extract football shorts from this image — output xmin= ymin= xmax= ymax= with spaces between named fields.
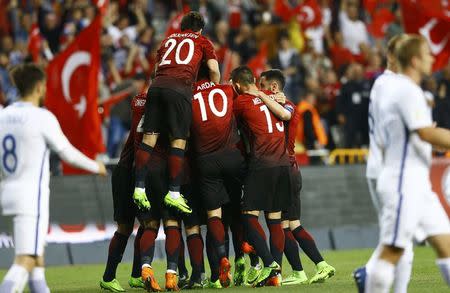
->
xmin=111 ymin=165 xmax=136 ymax=224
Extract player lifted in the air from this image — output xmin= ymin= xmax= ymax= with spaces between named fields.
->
xmin=0 ymin=64 xmax=107 ymax=293
xmin=132 ymin=11 xmax=220 ymax=215
xmin=365 ymin=35 xmax=450 ymax=292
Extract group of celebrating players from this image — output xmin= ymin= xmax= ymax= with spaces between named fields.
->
xmin=99 ymin=11 xmax=335 ymax=292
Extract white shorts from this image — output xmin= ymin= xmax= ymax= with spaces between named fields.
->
xmin=12 ymin=214 xmax=49 ymax=256
xmin=377 ymin=175 xmax=450 ymax=249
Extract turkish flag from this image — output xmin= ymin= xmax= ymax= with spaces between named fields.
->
xmin=28 ymin=24 xmax=42 ymax=62
xmin=165 ymin=5 xmax=190 ymax=38
xmin=45 ymin=16 xmax=105 ymax=174
xmin=400 ymin=0 xmax=450 ymax=70
xmin=247 ymin=42 xmax=268 ymax=78
xmin=92 ymin=0 xmax=109 ymax=15
xmin=367 ymin=8 xmax=395 ymax=38
xmin=274 ymin=0 xmax=322 ymax=29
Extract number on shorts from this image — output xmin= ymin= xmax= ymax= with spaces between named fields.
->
xmin=2 ymin=134 xmax=17 ymax=173
xmin=193 ymin=89 xmax=228 ymax=121
xmin=260 ymin=105 xmax=284 ymax=133
xmin=159 ymin=38 xmax=195 ymax=66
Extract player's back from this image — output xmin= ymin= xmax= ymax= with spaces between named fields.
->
xmin=366 ymin=70 xmax=395 ymax=179
xmin=191 ymin=81 xmax=239 ymax=155
xmin=234 ymin=92 xmax=289 ymax=169
xmin=152 ymin=31 xmax=216 ymax=95
xmin=0 ymin=102 xmax=52 ymax=215
xmin=376 ymin=74 xmax=432 ymax=180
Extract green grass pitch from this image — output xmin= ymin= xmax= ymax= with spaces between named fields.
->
xmin=0 ymin=247 xmax=446 ymax=292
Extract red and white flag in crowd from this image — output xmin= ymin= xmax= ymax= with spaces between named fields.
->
xmin=28 ymin=23 xmax=42 ymax=62
xmin=45 ymin=16 xmax=105 ymax=174
xmin=92 ymin=0 xmax=109 ymax=15
xmin=273 ymin=0 xmax=322 ymax=29
xmin=165 ymin=4 xmax=190 ymax=37
xmin=400 ymin=0 xmax=450 ymax=70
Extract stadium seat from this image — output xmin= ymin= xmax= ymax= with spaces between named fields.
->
xmin=331 ymin=225 xmax=379 ymax=250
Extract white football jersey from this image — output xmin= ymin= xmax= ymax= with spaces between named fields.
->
xmin=376 ymin=74 xmax=433 ymax=178
xmin=366 ymin=70 xmax=395 ymax=179
xmin=0 ymin=101 xmax=99 ymax=216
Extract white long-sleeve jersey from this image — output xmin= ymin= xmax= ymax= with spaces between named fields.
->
xmin=0 ymin=101 xmax=100 ymax=216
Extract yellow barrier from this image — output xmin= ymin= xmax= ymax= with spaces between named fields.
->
xmin=329 ymin=148 xmax=369 ymax=165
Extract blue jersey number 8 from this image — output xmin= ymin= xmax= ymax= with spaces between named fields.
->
xmin=2 ymin=134 xmax=17 ymax=173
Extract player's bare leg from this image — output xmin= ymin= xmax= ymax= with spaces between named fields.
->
xmin=28 ymin=256 xmax=50 ymax=293
xmin=184 ymin=225 xmax=205 ymax=289
xmin=164 ymin=139 xmax=191 ymax=214
xmin=206 ymin=208 xmax=231 ymax=287
xmin=0 ymin=255 xmax=34 ymax=293
xmin=366 ymin=245 xmax=404 ymax=293
xmin=164 ymin=220 xmax=181 ymax=291
xmin=289 ymin=220 xmax=335 ymax=283
xmin=140 ymin=219 xmax=162 ymax=292
xmin=428 ymin=234 xmax=450 ymax=287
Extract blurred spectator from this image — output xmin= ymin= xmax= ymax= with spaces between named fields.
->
xmin=434 ymin=63 xmax=450 ymax=129
xmin=269 ymin=32 xmax=303 ymax=103
xmin=231 ymin=23 xmax=257 ymax=64
xmin=339 ymin=0 xmax=370 ymax=55
xmin=37 ymin=2 xmax=70 ymax=54
xmin=297 ymin=92 xmax=328 ymax=152
xmin=364 ymin=51 xmax=383 ymax=80
xmin=325 ymin=29 xmax=354 ymax=74
xmin=336 ymin=63 xmax=371 ymax=148
xmin=385 ymin=8 xmax=404 ymax=41
xmin=0 ymin=51 xmax=18 ymax=104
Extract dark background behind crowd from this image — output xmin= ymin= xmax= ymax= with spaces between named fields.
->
xmin=0 ymin=0 xmax=449 ymax=159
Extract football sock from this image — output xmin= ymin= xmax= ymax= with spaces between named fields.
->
xmin=168 ymin=147 xmax=185 ymax=193
xmin=366 ymin=244 xmax=382 ymax=273
xmin=394 ymin=244 xmax=413 ymax=293
xmin=206 ymin=232 xmax=220 ymax=282
xmin=266 ymin=218 xmax=284 ymax=265
xmin=140 ymin=228 xmax=158 ymax=267
xmin=436 ymin=258 xmax=450 ymax=287
xmin=178 ymin=234 xmax=188 ymax=277
xmin=131 ymin=226 xmax=144 ymax=278
xmin=243 ymin=214 xmax=274 ymax=267
xmin=103 ymin=231 xmax=129 ymax=282
xmin=187 ymin=234 xmax=204 ymax=282
xmin=165 ymin=226 xmax=181 ymax=272
xmin=292 ymin=225 xmax=324 ymax=264
xmin=207 ymin=217 xmax=227 ymax=259
xmin=0 ymin=264 xmax=28 ymax=293
xmin=366 ymin=259 xmax=395 ymax=293
xmin=230 ymin=220 xmax=244 ymax=258
xmin=28 ymin=267 xmax=49 ymax=293
xmin=135 ymin=143 xmax=153 ymax=188
xmin=283 ymin=228 xmax=303 ymax=271
xmin=249 ymin=252 xmax=260 ymax=267
xmin=224 ymin=227 xmax=230 ymax=257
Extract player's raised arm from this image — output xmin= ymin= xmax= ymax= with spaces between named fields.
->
xmin=257 ymin=69 xmax=292 ymax=121
xmin=246 ymin=89 xmax=292 ymax=121
xmin=207 ymin=58 xmax=220 ymax=84
xmin=42 ymin=112 xmax=107 ymax=175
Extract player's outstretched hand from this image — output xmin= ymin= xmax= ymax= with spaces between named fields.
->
xmin=97 ymin=162 xmax=108 ymax=176
xmin=133 ymin=188 xmax=151 ymax=210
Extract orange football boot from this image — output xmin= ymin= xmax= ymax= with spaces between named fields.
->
xmin=141 ymin=266 xmax=162 ymax=292
xmin=165 ymin=272 xmax=180 ymax=291
xmin=241 ymin=241 xmax=256 ymax=254
xmin=219 ymin=257 xmax=232 ymax=288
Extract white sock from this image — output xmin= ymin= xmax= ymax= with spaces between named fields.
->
xmin=29 ymin=267 xmax=50 ymax=293
xmin=168 ymin=191 xmax=180 ymax=200
xmin=0 ymin=264 xmax=29 ymax=293
xmin=436 ymin=258 xmax=450 ymax=287
xmin=366 ymin=259 xmax=395 ymax=293
xmin=394 ymin=244 xmax=413 ymax=293
xmin=166 ymin=269 xmax=177 ymax=274
xmin=366 ymin=244 xmax=382 ymax=273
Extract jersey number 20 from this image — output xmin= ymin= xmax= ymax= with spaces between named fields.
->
xmin=2 ymin=134 xmax=17 ymax=173
xmin=160 ymin=39 xmax=194 ymax=66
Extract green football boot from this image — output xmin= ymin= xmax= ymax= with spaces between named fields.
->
xmin=206 ymin=279 xmax=223 ymax=289
xmin=309 ymin=261 xmax=336 ymax=284
xmin=283 ymin=270 xmax=309 ymax=285
xmin=99 ymin=279 xmax=125 ymax=292
xmin=128 ymin=276 xmax=145 ymax=288
xmin=245 ymin=263 xmax=262 ymax=286
xmin=164 ymin=192 xmax=192 ymax=213
xmin=254 ymin=262 xmax=281 ymax=287
xmin=234 ymin=256 xmax=246 ymax=286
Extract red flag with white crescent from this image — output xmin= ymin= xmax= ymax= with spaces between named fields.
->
xmin=274 ymin=0 xmax=322 ymax=29
xmin=45 ymin=16 xmax=105 ymax=174
xmin=400 ymin=0 xmax=450 ymax=70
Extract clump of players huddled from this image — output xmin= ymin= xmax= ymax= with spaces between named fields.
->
xmin=100 ymin=11 xmax=335 ymax=292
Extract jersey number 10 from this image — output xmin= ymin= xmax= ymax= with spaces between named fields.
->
xmin=193 ymin=89 xmax=228 ymax=122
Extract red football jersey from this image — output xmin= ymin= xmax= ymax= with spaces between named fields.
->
xmin=283 ymin=100 xmax=299 ymax=164
xmin=234 ymin=91 xmax=290 ymax=169
xmin=191 ymin=81 xmax=239 ymax=155
xmin=152 ymin=30 xmax=217 ymax=96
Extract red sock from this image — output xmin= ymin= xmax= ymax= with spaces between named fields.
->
xmin=103 ymin=232 xmax=129 ymax=282
xmin=132 ymin=227 xmax=144 ymax=277
xmin=266 ymin=218 xmax=284 ymax=265
xmin=140 ymin=228 xmax=157 ymax=266
xmin=165 ymin=226 xmax=181 ymax=271
xmin=168 ymin=147 xmax=185 ymax=192
xmin=135 ymin=143 xmax=153 ymax=188
xmin=207 ymin=217 xmax=227 ymax=259
xmin=292 ymin=226 xmax=324 ymax=265
xmin=283 ymin=228 xmax=303 ymax=271
xmin=187 ymin=234 xmax=204 ymax=282
xmin=243 ymin=214 xmax=273 ymax=267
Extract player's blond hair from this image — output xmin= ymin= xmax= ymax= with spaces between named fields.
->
xmin=387 ymin=34 xmax=409 ymax=55
xmin=395 ymin=34 xmax=427 ymax=70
